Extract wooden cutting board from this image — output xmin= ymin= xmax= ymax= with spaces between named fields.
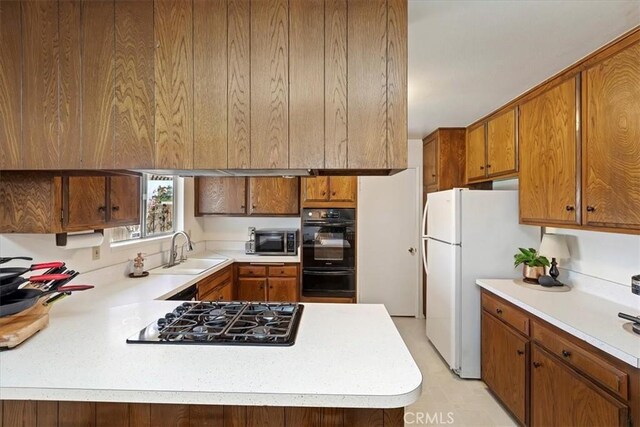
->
xmin=0 ymin=301 xmax=51 ymax=349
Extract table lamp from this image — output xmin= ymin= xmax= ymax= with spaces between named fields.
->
xmin=539 ymin=233 xmax=570 ymax=282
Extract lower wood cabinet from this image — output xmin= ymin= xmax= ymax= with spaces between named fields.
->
xmin=236 ymin=263 xmax=299 ymax=302
xmin=197 ymin=265 xmax=234 ymax=301
xmin=481 ymin=290 xmax=637 ymax=427
xmin=481 ymin=311 xmax=527 ymax=425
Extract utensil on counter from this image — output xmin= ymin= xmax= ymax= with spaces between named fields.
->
xmin=0 ymin=262 xmax=65 ymax=282
xmin=0 ymin=274 xmax=71 ymax=297
xmin=0 ymin=256 xmax=33 ymax=264
xmin=0 ymin=285 xmax=94 ymax=317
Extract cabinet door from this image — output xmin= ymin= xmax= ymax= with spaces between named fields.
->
xmin=196 ymin=177 xmax=246 ymax=215
xmin=487 ymin=108 xmax=517 ymax=177
xmin=109 ymin=176 xmax=141 ymax=225
xmin=329 ymin=176 xmax=357 ymax=202
xmin=583 ymin=42 xmax=640 ymax=230
xmin=219 ymin=282 xmax=233 ymax=301
xmin=481 ymin=311 xmax=528 ymax=425
xmin=0 ymin=1 xmax=22 ymax=169
xmin=466 ymin=125 xmax=486 ymax=182
xmin=531 ymin=345 xmax=628 ymax=427
xmin=267 ymin=278 xmax=298 ymax=302
xmin=519 ymin=77 xmax=579 ymax=225
xmin=237 ymin=278 xmax=267 ymax=301
xmin=423 ymin=137 xmax=438 ymax=189
xmin=64 ymin=176 xmax=107 ymax=231
xmin=248 ymin=177 xmax=299 ymax=215
xmin=302 ymin=177 xmax=330 ymax=202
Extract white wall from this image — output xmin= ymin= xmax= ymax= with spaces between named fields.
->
xmin=0 ymin=178 xmax=205 ymax=276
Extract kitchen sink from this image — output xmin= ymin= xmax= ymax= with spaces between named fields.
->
xmin=149 ymin=258 xmax=227 ymax=275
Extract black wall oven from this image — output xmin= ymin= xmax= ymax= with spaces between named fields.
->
xmin=302 ymin=208 xmax=356 ymax=298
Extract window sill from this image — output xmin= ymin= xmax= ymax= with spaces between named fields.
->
xmin=109 ymin=234 xmax=173 ymax=252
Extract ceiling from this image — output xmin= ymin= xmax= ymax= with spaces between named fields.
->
xmin=408 ymin=0 xmax=640 ymax=139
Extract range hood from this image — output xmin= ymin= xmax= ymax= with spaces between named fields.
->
xmin=134 ymin=169 xmax=316 ymax=177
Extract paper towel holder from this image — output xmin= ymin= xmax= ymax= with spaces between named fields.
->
xmin=56 ymin=230 xmax=104 ymax=247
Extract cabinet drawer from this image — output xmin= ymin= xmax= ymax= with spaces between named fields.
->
xmin=197 ymin=267 xmax=232 ymax=299
xmin=481 ymin=292 xmax=530 ymax=336
xmin=532 ymin=321 xmax=628 ymax=399
xmin=268 ymin=265 xmax=298 ymax=277
xmin=237 ymin=265 xmax=267 ymax=277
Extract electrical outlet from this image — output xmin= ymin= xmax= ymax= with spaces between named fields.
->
xmin=92 ymin=246 xmax=101 ymax=260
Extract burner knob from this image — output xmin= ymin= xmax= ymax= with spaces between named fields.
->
xmin=157 ymin=318 xmax=167 ymax=328
xmin=165 ymin=313 xmax=176 ymax=322
xmin=174 ymin=305 xmax=187 ymax=315
xmin=181 ymin=302 xmax=192 ymax=308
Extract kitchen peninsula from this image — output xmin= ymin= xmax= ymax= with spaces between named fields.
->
xmin=0 ymin=253 xmax=422 ymax=426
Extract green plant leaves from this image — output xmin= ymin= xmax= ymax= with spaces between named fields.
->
xmin=513 ymin=247 xmax=550 ymax=267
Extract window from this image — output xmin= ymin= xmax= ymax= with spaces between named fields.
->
xmin=111 ymin=174 xmax=177 ymax=244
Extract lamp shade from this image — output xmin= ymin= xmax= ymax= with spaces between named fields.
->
xmin=539 ymin=234 xmax=570 ymax=260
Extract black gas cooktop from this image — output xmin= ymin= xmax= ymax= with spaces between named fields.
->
xmin=127 ymin=301 xmax=304 ymax=346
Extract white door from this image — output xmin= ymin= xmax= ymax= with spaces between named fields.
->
xmin=357 ymin=168 xmax=420 ymax=316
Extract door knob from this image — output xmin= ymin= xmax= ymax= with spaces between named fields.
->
xmin=408 ymin=247 xmax=416 ymax=254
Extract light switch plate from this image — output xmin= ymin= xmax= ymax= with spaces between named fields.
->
xmin=92 ymin=246 xmax=101 ymax=260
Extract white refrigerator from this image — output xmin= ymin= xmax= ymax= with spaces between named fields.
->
xmin=421 ymin=188 xmax=539 ymax=379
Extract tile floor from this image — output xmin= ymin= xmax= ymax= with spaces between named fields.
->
xmin=393 ymin=317 xmax=517 ymax=427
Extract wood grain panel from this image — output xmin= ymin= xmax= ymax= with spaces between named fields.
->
xmin=0 ymin=172 xmax=57 ymax=234
xmin=58 ymin=0 xmax=82 ymax=169
xmin=423 ymin=136 xmax=437 ymax=188
xmin=189 ymin=405 xmax=223 ymax=427
xmin=227 ymin=0 xmax=251 ymax=169
xmin=320 ymin=408 xmax=343 ymax=427
xmin=115 ymin=0 xmax=154 ymax=169
xmin=246 ymin=407 xmax=284 ymax=427
xmin=436 ymin=129 xmax=466 ymax=191
xmin=222 ymin=406 xmax=246 ymax=427
xmin=324 ymin=0 xmax=348 ymax=169
xmin=302 ymin=177 xmax=330 ymax=202
xmin=519 ymin=78 xmax=579 ymax=225
xmin=583 ymin=41 xmax=640 ymax=230
xmin=36 ymin=401 xmax=58 ymax=427
xmin=0 ymin=0 xmax=22 ymax=169
xmin=289 ymin=0 xmax=324 ymax=168
xmin=150 ymin=404 xmax=189 ymax=427
xmin=65 ymin=176 xmax=106 ymax=231
xmin=129 ymin=403 xmax=150 ymax=427
xmin=343 ymin=408 xmax=383 ymax=427
xmin=96 ymin=403 xmax=128 ymax=427
xmin=22 ymin=0 xmax=58 ymax=169
xmin=193 ymin=0 xmax=228 ymax=169
xmin=109 ymin=175 xmax=141 ymax=225
xmin=387 ymin=0 xmax=408 ymax=169
xmin=267 ymin=277 xmax=297 ymax=302
xmin=82 ymin=0 xmax=115 ymax=168
xmin=248 ymin=177 xmax=299 ymax=215
xmin=486 ymin=108 xmax=517 ymax=177
xmin=382 ymin=408 xmax=404 ymax=427
xmin=251 ymin=0 xmax=289 ymax=169
xmin=347 ymin=0 xmax=387 ymax=169
xmin=59 ymin=402 xmax=95 ymax=427
xmin=237 ymin=278 xmax=267 ymax=301
xmin=465 ymin=125 xmax=486 ymax=182
xmin=285 ymin=408 xmax=321 ymax=427
xmin=329 ymin=176 xmax=356 ymax=202
xmin=3 ymin=401 xmax=37 ymax=427
xmin=195 ymin=177 xmax=247 ymax=215
xmin=154 ymin=0 xmax=193 ymax=169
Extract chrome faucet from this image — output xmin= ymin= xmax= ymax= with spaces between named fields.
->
xmin=166 ymin=231 xmax=194 ymax=268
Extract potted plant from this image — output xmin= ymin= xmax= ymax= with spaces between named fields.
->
xmin=514 ymin=248 xmax=550 ymax=281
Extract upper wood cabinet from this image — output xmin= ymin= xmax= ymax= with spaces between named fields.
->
xmin=519 ymin=77 xmax=579 ymax=226
xmin=195 ymin=177 xmax=299 ymax=216
xmin=0 ymin=0 xmax=407 ymax=173
xmin=301 ymin=176 xmax=357 ymax=207
xmin=0 ymin=172 xmax=141 ymax=234
xmin=582 ymin=41 xmax=640 ymax=231
xmin=466 ymin=125 xmax=486 ymax=182
xmin=423 ymin=128 xmax=466 ymax=194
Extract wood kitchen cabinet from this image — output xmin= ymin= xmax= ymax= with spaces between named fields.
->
xmin=195 ymin=177 xmax=247 ymax=215
xmin=422 ymin=128 xmax=466 ymax=194
xmin=0 ymin=172 xmax=140 ymax=234
xmin=582 ymin=40 xmax=640 ymax=231
xmin=197 ymin=265 xmax=234 ymax=301
xmin=235 ymin=263 xmax=299 ymax=302
xmin=0 ymin=0 xmax=407 ymax=173
xmin=248 ymin=178 xmax=299 ymax=216
xmin=466 ymin=125 xmax=487 ymax=183
xmin=301 ymin=177 xmax=357 ymax=208
xmin=519 ymin=77 xmax=579 ymax=227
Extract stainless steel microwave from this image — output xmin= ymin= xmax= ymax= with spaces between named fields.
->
xmin=246 ymin=229 xmax=298 ymax=256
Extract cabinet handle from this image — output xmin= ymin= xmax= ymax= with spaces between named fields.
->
xmin=517 ymin=349 xmax=524 ymax=356
xmin=240 ymin=205 xmax=245 ymax=209
xmin=321 ymin=192 xmax=326 ymax=196
xmin=486 ymin=164 xmax=491 ymax=168
xmin=331 ymin=192 xmax=336 ymax=196
xmin=533 ymin=361 xmax=542 ymax=368
xmin=586 ymin=205 xmax=596 ymax=212
xmin=431 ymin=174 xmax=436 ymax=178
xmin=269 ymin=285 xmax=273 ymax=289
xmin=252 ymin=205 xmax=256 ymax=210
xmin=561 ymin=350 xmax=572 ymax=358
xmin=112 ymin=206 xmax=120 ymax=211
xmin=98 ymin=206 xmax=106 ymax=213
xmin=496 ymin=308 xmax=503 ymax=315
xmin=480 ymin=166 xmax=484 ymax=170
xmin=565 ymin=205 xmax=575 ymax=211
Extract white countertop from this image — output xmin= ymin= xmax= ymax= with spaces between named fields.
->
xmin=477 ymin=279 xmax=640 ymax=368
xmin=0 ymin=252 xmax=421 ymax=408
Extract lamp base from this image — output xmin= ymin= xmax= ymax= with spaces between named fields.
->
xmin=549 ymin=257 xmax=560 ymax=281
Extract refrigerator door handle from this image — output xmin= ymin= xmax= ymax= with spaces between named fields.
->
xmin=421 ymin=199 xmax=429 ymax=237
xmin=422 ymin=239 xmax=429 ymax=275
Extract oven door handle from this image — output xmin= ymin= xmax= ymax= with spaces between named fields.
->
xmin=303 ymin=270 xmax=354 ymax=276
